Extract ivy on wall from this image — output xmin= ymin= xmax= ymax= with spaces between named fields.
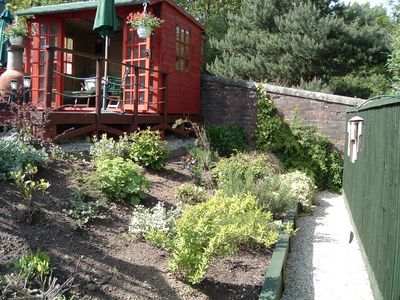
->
xmin=255 ymin=84 xmax=343 ymax=192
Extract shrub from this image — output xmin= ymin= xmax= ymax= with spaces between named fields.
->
xmin=96 ymin=158 xmax=149 ymax=204
xmin=213 ymin=152 xmax=277 ymax=190
xmin=167 ymin=192 xmax=279 ymax=284
xmin=128 ymin=129 xmax=169 ymax=171
xmin=57 ymin=170 xmax=113 ymax=226
xmin=90 ymin=133 xmax=129 ymax=162
xmin=175 ymin=183 xmax=208 ymax=204
xmin=0 ymin=139 xmax=48 ymax=181
xmin=207 ymin=124 xmax=247 ymax=156
xmin=255 ymin=84 xmax=343 ymax=192
xmin=2 ymin=252 xmax=73 ymax=299
xmin=13 ymin=250 xmax=51 ymax=280
xmin=280 ymin=170 xmax=316 ymax=211
xmin=10 ymin=164 xmax=50 ymax=223
xmin=129 ymin=202 xmax=181 ymax=238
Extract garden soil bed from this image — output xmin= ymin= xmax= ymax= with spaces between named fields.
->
xmin=0 ymin=157 xmax=272 ymax=299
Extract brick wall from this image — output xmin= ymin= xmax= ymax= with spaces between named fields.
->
xmin=200 ymin=75 xmax=365 ymax=151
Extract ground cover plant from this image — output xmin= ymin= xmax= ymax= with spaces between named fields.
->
xmin=0 ymin=139 xmax=48 ymax=181
xmin=164 ymin=192 xmax=279 ymax=284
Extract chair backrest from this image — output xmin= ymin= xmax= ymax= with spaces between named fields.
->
xmin=107 ymin=76 xmax=122 ymax=97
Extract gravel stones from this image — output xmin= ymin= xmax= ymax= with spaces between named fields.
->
xmin=282 ymin=192 xmax=374 ymax=300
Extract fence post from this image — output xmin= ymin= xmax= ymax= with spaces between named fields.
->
xmin=133 ymin=66 xmax=139 ymax=131
xmin=162 ymin=73 xmax=169 ymax=139
xmin=44 ymin=46 xmax=54 ymax=108
xmin=95 ymin=58 xmax=103 ymax=134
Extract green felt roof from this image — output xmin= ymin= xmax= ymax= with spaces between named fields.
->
xmin=347 ymin=95 xmax=400 ymax=113
xmin=16 ymin=0 xmax=146 ymax=16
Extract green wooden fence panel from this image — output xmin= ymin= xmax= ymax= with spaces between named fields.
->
xmin=344 ymin=98 xmax=400 ymax=300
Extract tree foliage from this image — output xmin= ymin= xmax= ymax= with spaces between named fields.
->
xmin=208 ymin=0 xmax=391 ymax=97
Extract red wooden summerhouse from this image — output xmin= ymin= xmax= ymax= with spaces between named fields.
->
xmin=15 ymin=0 xmax=204 ymax=140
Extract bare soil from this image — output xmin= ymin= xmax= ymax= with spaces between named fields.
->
xmin=0 ymin=157 xmax=271 ymax=299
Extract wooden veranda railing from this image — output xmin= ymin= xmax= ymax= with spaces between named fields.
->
xmin=43 ymin=46 xmax=169 ymax=137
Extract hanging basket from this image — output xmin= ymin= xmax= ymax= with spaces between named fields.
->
xmin=9 ymin=36 xmax=24 ymax=46
xmin=137 ymin=25 xmax=152 ymax=39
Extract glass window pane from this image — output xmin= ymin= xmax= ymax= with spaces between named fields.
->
xmin=176 ymin=42 xmax=180 ymax=56
xmin=39 ymin=91 xmax=44 ymax=102
xmin=50 ymin=23 xmax=57 ymax=35
xmin=139 ymin=91 xmax=145 ymax=104
xmin=181 ymin=30 xmax=185 ymax=43
xmin=127 ymin=47 xmax=132 ymax=59
xmin=140 ymin=76 xmax=145 ymax=87
xmin=40 ymin=37 xmax=46 ymax=47
xmin=49 ymin=37 xmax=56 ymax=46
xmin=176 ymin=26 xmax=180 ymax=40
xmin=40 ymin=24 xmax=48 ymax=35
xmin=185 ymin=31 xmax=190 ymax=44
xmin=40 ymin=51 xmax=45 ymax=62
xmin=134 ymin=47 xmax=138 ymax=59
xmin=140 ymin=46 xmax=146 ymax=58
xmin=39 ymin=78 xmax=44 ymax=89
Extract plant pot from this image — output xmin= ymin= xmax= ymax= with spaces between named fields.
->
xmin=137 ymin=25 xmax=152 ymax=38
xmin=9 ymin=36 xmax=24 ymax=46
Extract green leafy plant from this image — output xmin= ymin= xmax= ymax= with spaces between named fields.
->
xmin=96 ymin=157 xmax=149 ymax=204
xmin=177 ymin=120 xmax=218 ymax=186
xmin=129 ymin=202 xmax=181 ymax=238
xmin=212 ymin=152 xmax=277 ymax=188
xmin=66 ymin=189 xmax=110 ymax=227
xmin=280 ymin=170 xmax=316 ymax=212
xmin=255 ymin=84 xmax=343 ymax=192
xmin=4 ymin=18 xmax=27 ymax=40
xmin=0 ymin=139 xmax=48 ymax=181
xmin=10 ymin=164 xmax=50 ymax=223
xmin=207 ymin=124 xmax=248 ymax=156
xmin=2 ymin=250 xmax=73 ymax=299
xmin=175 ymin=183 xmax=208 ymax=204
xmin=128 ymin=129 xmax=169 ymax=171
xmin=13 ymin=250 xmax=51 ymax=280
xmin=126 ymin=12 xmax=164 ymax=30
xmin=166 ymin=192 xmax=279 ymax=284
xmin=90 ymin=133 xmax=130 ymax=162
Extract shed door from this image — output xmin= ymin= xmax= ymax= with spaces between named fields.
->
xmin=122 ymin=23 xmax=151 ymax=112
xmin=30 ymin=20 xmax=63 ymax=107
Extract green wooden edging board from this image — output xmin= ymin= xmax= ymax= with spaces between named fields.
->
xmin=259 ymin=208 xmax=298 ymax=300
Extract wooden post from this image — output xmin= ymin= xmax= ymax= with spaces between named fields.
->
xmin=133 ymin=66 xmax=139 ymax=131
xmin=162 ymin=73 xmax=169 ymax=139
xmin=43 ymin=46 xmax=54 ymax=108
xmin=95 ymin=58 xmax=102 ymax=134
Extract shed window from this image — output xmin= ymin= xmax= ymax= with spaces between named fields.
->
xmin=176 ymin=26 xmax=190 ymax=72
xmin=347 ymin=116 xmax=364 ymax=163
xmin=63 ymin=37 xmax=74 ymax=75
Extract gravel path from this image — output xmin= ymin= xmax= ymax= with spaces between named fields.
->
xmin=282 ymin=191 xmax=374 ymax=300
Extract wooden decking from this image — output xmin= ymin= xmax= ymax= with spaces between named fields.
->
xmin=48 ymin=109 xmax=202 ymax=142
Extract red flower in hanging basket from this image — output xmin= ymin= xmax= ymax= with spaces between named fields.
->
xmin=126 ymin=12 xmax=164 ymax=31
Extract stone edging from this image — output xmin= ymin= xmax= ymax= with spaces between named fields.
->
xmin=259 ymin=207 xmax=298 ymax=300
xmin=201 ymin=74 xmax=365 ymax=107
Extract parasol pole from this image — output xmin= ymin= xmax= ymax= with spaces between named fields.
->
xmin=102 ymin=35 xmax=109 ymax=110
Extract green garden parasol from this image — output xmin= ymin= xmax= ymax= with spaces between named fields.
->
xmin=0 ymin=8 xmax=13 ymax=68
xmin=93 ymin=0 xmax=118 ymax=110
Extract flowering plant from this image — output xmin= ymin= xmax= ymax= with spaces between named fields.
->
xmin=4 ymin=20 xmax=27 ymax=40
xmin=126 ymin=12 xmax=164 ymax=30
